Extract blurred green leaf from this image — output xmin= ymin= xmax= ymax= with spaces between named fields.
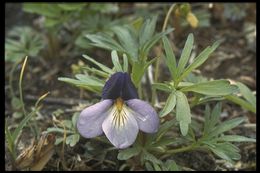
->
xmin=86 ymin=33 xmax=124 ymax=52
xmin=44 ymin=18 xmax=61 ymax=27
xmin=117 ymin=147 xmax=141 ymax=160
xmin=162 ymin=36 xmax=177 ymax=79
xmin=83 ymin=66 xmax=110 ymax=78
xmin=88 ymin=3 xmax=119 ymax=13
xmin=159 ymin=91 xmax=176 ymax=117
xmin=177 ymin=33 xmax=194 ymax=76
xmin=131 ymin=61 xmax=146 ymax=86
xmin=206 ymin=117 xmax=245 ymax=139
xmin=5 ymin=26 xmax=45 ymax=62
xmin=154 ymin=119 xmax=177 ymax=142
xmin=178 ymin=40 xmax=221 ymax=82
xmin=142 ymin=28 xmax=174 ymax=55
xmin=113 ymin=26 xmax=138 ymax=61
xmin=236 ymin=82 xmax=256 ymax=106
xmin=131 ymin=17 xmax=143 ymax=31
xmin=75 ymin=74 xmax=104 ymax=86
xmin=66 ymin=134 xmax=80 ymax=147
xmin=203 ymin=103 xmax=221 ymax=136
xmin=153 ymin=162 xmax=162 ymax=171
xmin=123 ymin=54 xmax=128 ymax=72
xmin=218 ymin=135 xmax=256 ymax=142
xmin=111 ymin=50 xmax=123 ymax=72
xmin=139 ymin=15 xmax=157 ymax=46
xmin=55 ymin=137 xmax=64 ymax=145
xmin=11 ymin=97 xmax=22 ymax=110
xmin=12 ymin=112 xmax=24 ymax=119
xmin=180 ymin=80 xmax=238 ymax=96
xmin=207 ymin=143 xmax=234 ymax=162
xmin=46 ymin=127 xmax=75 ymax=134
xmin=23 ymin=3 xmax=61 ymax=17
xmin=184 ymin=72 xmax=208 ymax=83
xmin=12 ymin=112 xmax=34 ymax=144
xmin=145 ymin=162 xmax=154 ymax=171
xmin=5 ymin=119 xmax=15 ymax=158
xmin=225 ymin=95 xmax=256 ymax=113
xmin=82 ymin=54 xmax=114 ymax=74
xmin=165 ymin=160 xmax=180 ymax=171
xmin=62 ymin=120 xmax=73 ymax=129
xmin=58 ymin=77 xmax=102 ymax=93
xmin=176 ymin=90 xmax=191 ymax=136
xmin=152 ymin=83 xmax=172 ymax=93
xmin=57 ymin=3 xmax=86 ymax=11
xmin=72 ymin=112 xmax=80 ymax=129
xmin=208 ymin=142 xmax=241 ymax=162
xmin=143 ymin=151 xmax=162 ymax=165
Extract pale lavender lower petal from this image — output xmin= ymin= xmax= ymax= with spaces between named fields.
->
xmin=102 ymin=105 xmax=138 ymax=149
xmin=77 ymin=99 xmax=113 ymax=138
xmin=126 ymin=99 xmax=159 ymax=133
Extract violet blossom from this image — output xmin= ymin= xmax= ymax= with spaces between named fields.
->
xmin=77 ymin=72 xmax=159 ymax=149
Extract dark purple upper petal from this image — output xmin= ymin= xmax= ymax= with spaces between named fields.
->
xmin=102 ymin=72 xmax=138 ymax=100
xmin=102 ymin=72 xmax=124 ymax=100
xmin=122 ymin=72 xmax=138 ymax=100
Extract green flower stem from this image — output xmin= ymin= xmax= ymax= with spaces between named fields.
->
xmin=137 ymin=131 xmax=145 ymax=147
xmin=152 ymin=4 xmax=176 ymax=105
xmin=138 ymin=83 xmax=143 ymax=100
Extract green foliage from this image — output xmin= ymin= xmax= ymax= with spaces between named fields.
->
xmin=86 ymin=16 xmax=173 ymax=86
xmin=199 ymin=103 xmax=255 ymax=163
xmin=177 ymin=33 xmax=194 ymax=76
xmin=58 ymin=51 xmax=129 ymax=92
xmin=58 ymin=75 xmax=105 ymax=93
xmin=162 ymin=37 xmax=177 ymax=79
xmin=177 ymin=39 xmax=221 ymax=84
xmin=23 ymin=3 xmax=87 ymax=28
xmin=143 ymin=151 xmax=180 ymax=171
xmin=175 ymin=91 xmax=191 ymax=136
xmin=47 ymin=112 xmax=80 ymax=147
xmin=111 ymin=50 xmax=123 ymax=72
xmin=180 ymin=80 xmax=239 ymax=96
xmin=159 ymin=91 xmax=176 ymax=117
xmin=5 ymin=26 xmax=45 ymax=62
xmin=156 ymin=35 xmax=239 ymax=136
xmin=117 ymin=147 xmax=141 ymax=160
xmin=225 ymin=82 xmax=256 ymax=113
xmin=5 ymin=57 xmax=49 ymax=160
xmin=22 ymin=3 xmax=123 ymax=53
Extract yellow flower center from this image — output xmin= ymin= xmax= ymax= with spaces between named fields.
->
xmin=115 ymin=97 xmax=124 ymax=112
xmin=112 ymin=97 xmax=128 ymax=128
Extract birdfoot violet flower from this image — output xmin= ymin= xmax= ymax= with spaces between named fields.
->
xmin=77 ymin=72 xmax=159 ymax=149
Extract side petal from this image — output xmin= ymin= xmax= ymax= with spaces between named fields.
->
xmin=126 ymin=99 xmax=159 ymax=133
xmin=102 ymin=105 xmax=138 ymax=149
xmin=77 ymin=100 xmax=113 ymax=138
